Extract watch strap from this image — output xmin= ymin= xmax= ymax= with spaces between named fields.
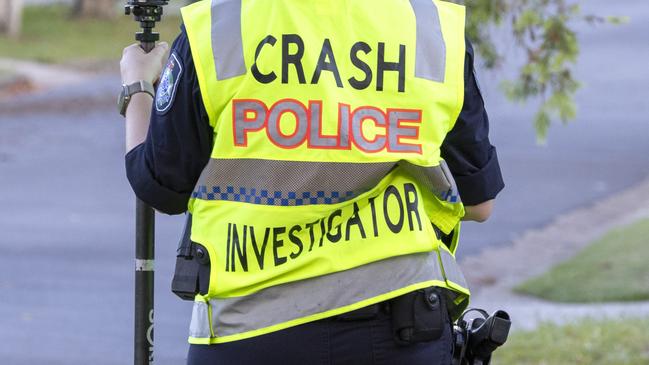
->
xmin=119 ymin=80 xmax=156 ymax=117
xmin=126 ymin=80 xmax=155 ymax=99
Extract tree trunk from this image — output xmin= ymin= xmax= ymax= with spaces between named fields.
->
xmin=72 ymin=0 xmax=117 ymax=19
xmin=0 ymin=0 xmax=23 ymax=38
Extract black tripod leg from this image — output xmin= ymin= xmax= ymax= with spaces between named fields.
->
xmin=133 ymin=34 xmax=158 ymax=365
xmin=141 ymin=41 xmax=155 ymax=53
xmin=134 ymin=199 xmax=155 ymax=365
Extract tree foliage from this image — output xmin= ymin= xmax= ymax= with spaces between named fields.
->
xmin=453 ymin=0 xmax=623 ymax=141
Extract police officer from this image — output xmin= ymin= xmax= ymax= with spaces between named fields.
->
xmin=120 ymin=0 xmax=504 ymax=364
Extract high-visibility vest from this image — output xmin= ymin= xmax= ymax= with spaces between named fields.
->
xmin=181 ymin=0 xmax=469 ymax=344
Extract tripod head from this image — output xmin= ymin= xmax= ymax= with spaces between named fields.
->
xmin=125 ymin=0 xmax=170 ymax=52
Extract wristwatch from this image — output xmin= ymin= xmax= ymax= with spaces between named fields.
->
xmin=118 ymin=80 xmax=156 ymax=117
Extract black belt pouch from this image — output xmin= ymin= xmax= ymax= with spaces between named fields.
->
xmin=390 ymin=287 xmax=446 ymax=346
xmin=171 ymin=214 xmax=210 ymax=300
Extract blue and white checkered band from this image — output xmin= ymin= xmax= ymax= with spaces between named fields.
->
xmin=156 ymin=52 xmax=183 ymax=114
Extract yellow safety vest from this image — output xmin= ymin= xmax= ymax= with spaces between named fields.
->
xmin=182 ymin=0 xmax=469 ymax=344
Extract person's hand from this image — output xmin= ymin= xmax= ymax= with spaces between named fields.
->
xmin=120 ymin=42 xmax=170 ymax=85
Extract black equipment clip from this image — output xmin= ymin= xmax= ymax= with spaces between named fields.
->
xmin=452 ymin=309 xmax=511 ymax=365
xmin=171 ymin=215 xmax=211 ymax=300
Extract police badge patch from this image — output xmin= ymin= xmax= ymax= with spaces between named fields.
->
xmin=156 ymin=52 xmax=183 ymax=114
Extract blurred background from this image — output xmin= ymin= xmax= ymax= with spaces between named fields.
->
xmin=0 ymin=0 xmax=647 ymax=364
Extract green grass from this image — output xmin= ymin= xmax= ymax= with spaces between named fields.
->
xmin=494 ymin=317 xmax=649 ymax=365
xmin=515 ymin=218 xmax=649 ymax=303
xmin=0 ymin=5 xmax=182 ymax=64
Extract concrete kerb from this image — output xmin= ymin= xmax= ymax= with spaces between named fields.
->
xmin=0 ymin=58 xmax=116 ymax=114
xmin=460 ymin=177 xmax=649 ymax=331
xmin=0 ymin=70 xmax=29 ymax=92
xmin=0 ymin=58 xmax=89 ymax=88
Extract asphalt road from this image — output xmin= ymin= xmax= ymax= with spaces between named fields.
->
xmin=0 ymin=1 xmax=647 ymax=363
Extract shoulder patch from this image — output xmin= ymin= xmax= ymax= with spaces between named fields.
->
xmin=156 ymin=52 xmax=183 ymax=114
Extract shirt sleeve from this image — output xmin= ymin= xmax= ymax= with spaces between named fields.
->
xmin=125 ymin=26 xmax=213 ymax=215
xmin=440 ymin=39 xmax=505 ymax=206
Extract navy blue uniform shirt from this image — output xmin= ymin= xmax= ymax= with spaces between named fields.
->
xmin=126 ymin=27 xmax=504 ymax=215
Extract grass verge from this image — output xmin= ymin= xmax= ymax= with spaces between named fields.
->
xmin=494 ymin=317 xmax=649 ymax=365
xmin=0 ymin=5 xmax=182 ymax=64
xmin=515 ymin=218 xmax=649 ymax=302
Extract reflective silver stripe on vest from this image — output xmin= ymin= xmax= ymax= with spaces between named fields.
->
xmin=192 ymin=159 xmax=461 ymax=206
xmin=189 ymin=249 xmax=468 ymax=339
xmin=409 ymin=0 xmax=447 ymax=83
xmin=211 ymin=0 xmax=246 ymax=80
xmin=439 ymin=248 xmax=468 ymax=289
xmin=189 ymin=300 xmax=212 ymax=338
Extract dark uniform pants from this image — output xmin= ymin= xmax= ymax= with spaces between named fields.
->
xmin=187 ymin=302 xmax=453 ymax=365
